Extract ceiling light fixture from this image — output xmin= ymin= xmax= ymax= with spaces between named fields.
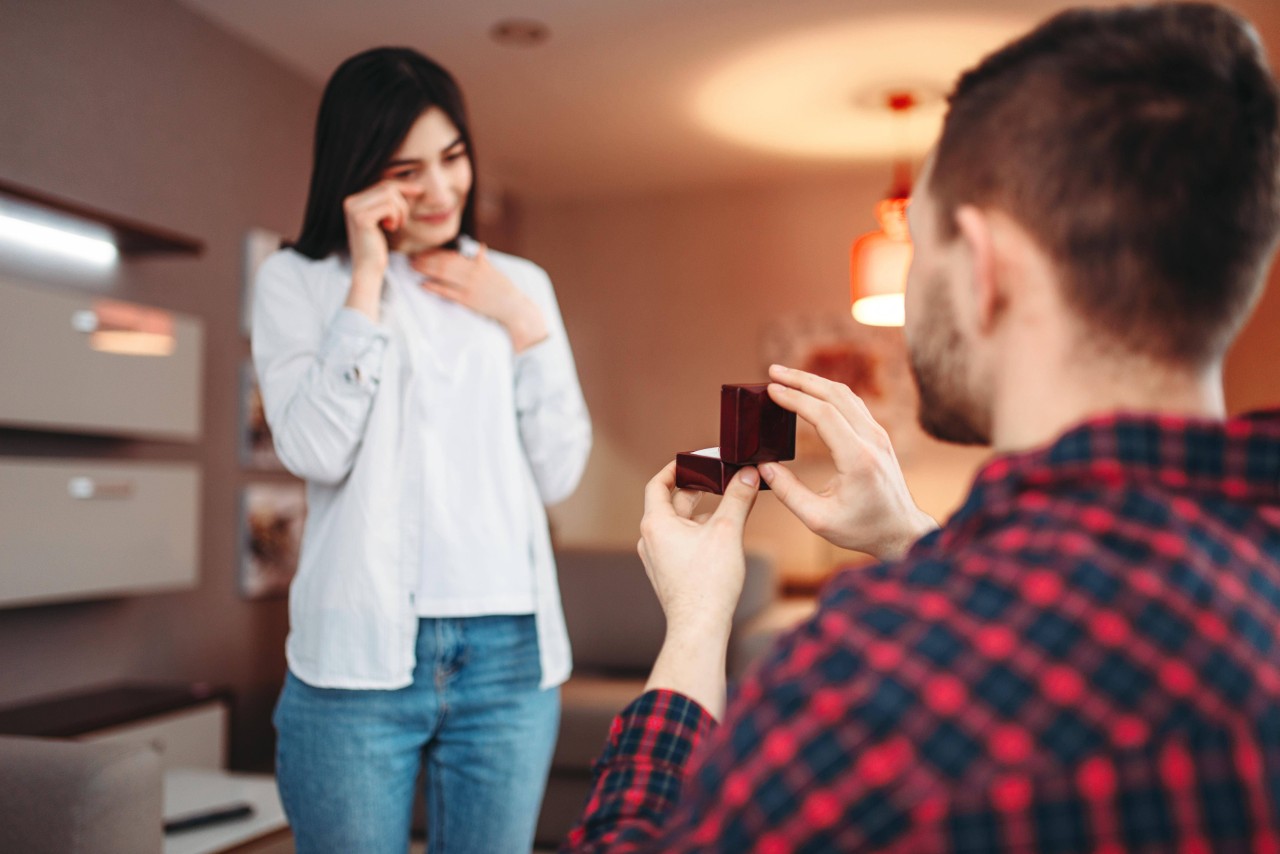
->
xmin=0 ymin=196 xmax=118 ymax=270
xmin=850 ymin=91 xmax=925 ymax=327
xmin=489 ymin=18 xmax=550 ymax=48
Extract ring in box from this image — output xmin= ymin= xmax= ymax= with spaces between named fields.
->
xmin=675 ymin=383 xmax=796 ymax=494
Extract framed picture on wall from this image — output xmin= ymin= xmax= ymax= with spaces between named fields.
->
xmin=241 ymin=227 xmax=283 ymax=336
xmin=239 ymin=360 xmax=284 ymax=470
xmin=239 ymin=481 xmax=306 ymax=600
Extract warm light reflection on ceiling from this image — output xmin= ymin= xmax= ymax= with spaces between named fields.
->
xmin=692 ymin=15 xmax=1027 ymax=160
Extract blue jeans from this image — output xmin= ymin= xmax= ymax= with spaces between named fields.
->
xmin=274 ymin=615 xmax=560 ymax=853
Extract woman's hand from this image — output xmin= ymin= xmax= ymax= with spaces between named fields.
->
xmin=341 ymin=181 xmax=423 ymax=320
xmin=410 ymin=245 xmax=549 ymax=352
xmin=761 ymin=364 xmax=938 ymax=561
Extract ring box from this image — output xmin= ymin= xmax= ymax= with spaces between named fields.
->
xmin=675 ymin=383 xmax=796 ymax=494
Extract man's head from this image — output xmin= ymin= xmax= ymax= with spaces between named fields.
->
xmin=905 ymin=2 xmax=1280 ymax=445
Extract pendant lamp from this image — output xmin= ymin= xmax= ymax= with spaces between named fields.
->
xmin=850 ymin=92 xmax=918 ymax=327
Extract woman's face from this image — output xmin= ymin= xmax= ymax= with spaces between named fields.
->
xmin=380 ymin=106 xmax=473 ymax=253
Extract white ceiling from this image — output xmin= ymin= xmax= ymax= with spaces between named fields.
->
xmin=176 ymin=0 xmax=1280 ymax=200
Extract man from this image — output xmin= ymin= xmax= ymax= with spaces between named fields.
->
xmin=562 ymin=3 xmax=1280 ymax=851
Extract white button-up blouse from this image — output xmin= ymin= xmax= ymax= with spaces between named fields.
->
xmin=251 ymin=236 xmax=591 ymax=690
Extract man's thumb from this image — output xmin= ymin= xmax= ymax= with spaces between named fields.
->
xmin=758 ymin=462 xmax=817 ymax=529
xmin=716 ymin=467 xmax=760 ymax=527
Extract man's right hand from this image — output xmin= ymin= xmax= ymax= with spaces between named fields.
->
xmin=761 ymin=364 xmax=938 ymax=562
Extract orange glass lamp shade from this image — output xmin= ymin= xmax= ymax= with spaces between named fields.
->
xmin=850 ymin=195 xmax=912 ymax=327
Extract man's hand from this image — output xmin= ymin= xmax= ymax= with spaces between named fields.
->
xmin=639 ymin=461 xmax=760 ymax=720
xmin=761 ymin=364 xmax=938 ymax=561
xmin=410 ymin=245 xmax=549 ymax=352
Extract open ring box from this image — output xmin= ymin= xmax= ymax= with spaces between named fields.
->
xmin=675 ymin=383 xmax=797 ymax=494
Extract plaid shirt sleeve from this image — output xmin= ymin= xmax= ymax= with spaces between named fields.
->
xmin=560 ymin=689 xmax=717 ymax=852
xmin=561 ymin=567 xmax=955 ymax=853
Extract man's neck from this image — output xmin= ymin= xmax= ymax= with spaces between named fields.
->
xmin=989 ymin=349 xmax=1226 ymax=454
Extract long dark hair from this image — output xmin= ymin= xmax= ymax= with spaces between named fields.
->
xmin=293 ymin=47 xmax=478 ymax=260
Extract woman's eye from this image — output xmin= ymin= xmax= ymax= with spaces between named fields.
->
xmin=444 ymin=150 xmax=468 ymax=163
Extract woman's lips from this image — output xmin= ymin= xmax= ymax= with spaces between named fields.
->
xmin=414 ymin=209 xmax=456 ymax=225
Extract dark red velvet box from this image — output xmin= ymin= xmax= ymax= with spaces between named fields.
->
xmin=675 ymin=383 xmax=797 ymax=494
xmin=676 ymin=448 xmax=770 ymax=494
xmin=719 ymin=382 xmax=796 ymax=464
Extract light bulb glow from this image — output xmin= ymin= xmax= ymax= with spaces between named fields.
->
xmin=88 ymin=330 xmax=175 ymax=357
xmin=852 ymin=293 xmax=905 ymax=327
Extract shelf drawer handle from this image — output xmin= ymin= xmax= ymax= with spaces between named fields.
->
xmin=70 ymin=309 xmax=99 ymax=333
xmin=68 ymin=476 xmax=135 ymax=500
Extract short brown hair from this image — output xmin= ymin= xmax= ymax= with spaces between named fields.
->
xmin=930 ymin=3 xmax=1280 ymax=365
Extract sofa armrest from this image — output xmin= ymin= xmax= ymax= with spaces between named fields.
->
xmin=0 ymin=735 xmax=162 ymax=854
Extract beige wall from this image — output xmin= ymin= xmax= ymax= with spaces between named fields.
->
xmin=523 ymin=175 xmax=992 ymax=585
xmin=0 ymin=0 xmax=318 ymax=768
xmin=1227 ymin=262 xmax=1280 ymax=415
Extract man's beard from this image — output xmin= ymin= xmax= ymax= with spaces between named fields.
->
xmin=907 ymin=274 xmax=992 ymax=446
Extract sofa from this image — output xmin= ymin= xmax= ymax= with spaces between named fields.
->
xmin=0 ymin=734 xmax=162 ymax=854
xmin=535 ymin=546 xmax=789 ymax=846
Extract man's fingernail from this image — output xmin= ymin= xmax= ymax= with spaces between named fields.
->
xmin=758 ymin=463 xmax=774 ymax=481
xmin=770 ymin=363 xmax=787 ymax=373
xmin=740 ymin=468 xmax=759 ymax=487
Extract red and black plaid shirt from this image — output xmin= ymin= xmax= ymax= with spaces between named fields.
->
xmin=563 ymin=410 xmax=1280 ymax=852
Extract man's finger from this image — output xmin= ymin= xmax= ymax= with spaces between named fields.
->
xmin=643 ymin=462 xmax=680 ymax=520
xmin=767 ymin=383 xmax=861 ymax=471
xmin=713 ymin=467 xmax=760 ymax=529
xmin=769 ymin=364 xmax=878 ymax=441
xmin=672 ymin=488 xmax=701 ymax=519
xmin=759 ymin=462 xmax=825 ymax=533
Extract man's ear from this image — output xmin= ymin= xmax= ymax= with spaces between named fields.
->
xmin=954 ymin=205 xmax=1000 ymax=333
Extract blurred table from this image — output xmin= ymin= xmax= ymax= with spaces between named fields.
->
xmin=164 ymin=768 xmax=290 ymax=854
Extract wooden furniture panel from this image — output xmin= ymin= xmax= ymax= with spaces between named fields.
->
xmin=0 ymin=458 xmax=200 ymax=607
xmin=0 ymin=277 xmax=203 ymax=441
xmin=86 ymin=703 xmax=228 ymax=771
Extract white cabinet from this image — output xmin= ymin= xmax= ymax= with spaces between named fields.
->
xmin=83 ymin=702 xmax=228 ymax=771
xmin=0 ymin=277 xmax=203 ymax=441
xmin=0 ymin=458 xmax=200 ymax=607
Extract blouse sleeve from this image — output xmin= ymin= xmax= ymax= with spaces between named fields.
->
xmin=510 ymin=262 xmax=592 ymax=505
xmin=250 ymin=252 xmax=390 ymax=485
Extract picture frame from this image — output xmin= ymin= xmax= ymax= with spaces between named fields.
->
xmin=239 ymin=359 xmax=284 ymax=470
xmin=238 ymin=481 xmax=306 ymax=600
xmin=241 ymin=227 xmax=283 ymax=337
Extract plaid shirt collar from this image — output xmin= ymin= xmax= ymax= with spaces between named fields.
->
xmin=940 ymin=408 xmax=1280 ymax=547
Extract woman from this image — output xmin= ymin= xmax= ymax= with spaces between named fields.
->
xmin=252 ymin=47 xmax=591 ymax=853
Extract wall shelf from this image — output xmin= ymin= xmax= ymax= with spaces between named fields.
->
xmin=0 ymin=177 xmax=204 ymax=257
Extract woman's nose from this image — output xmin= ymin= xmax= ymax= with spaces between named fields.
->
xmin=412 ymin=166 xmax=449 ymax=201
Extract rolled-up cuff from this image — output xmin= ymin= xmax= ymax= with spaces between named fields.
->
xmin=320 ymin=307 xmax=390 ymax=393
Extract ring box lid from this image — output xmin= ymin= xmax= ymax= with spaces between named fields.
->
xmin=720 ymin=383 xmax=796 ymax=465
